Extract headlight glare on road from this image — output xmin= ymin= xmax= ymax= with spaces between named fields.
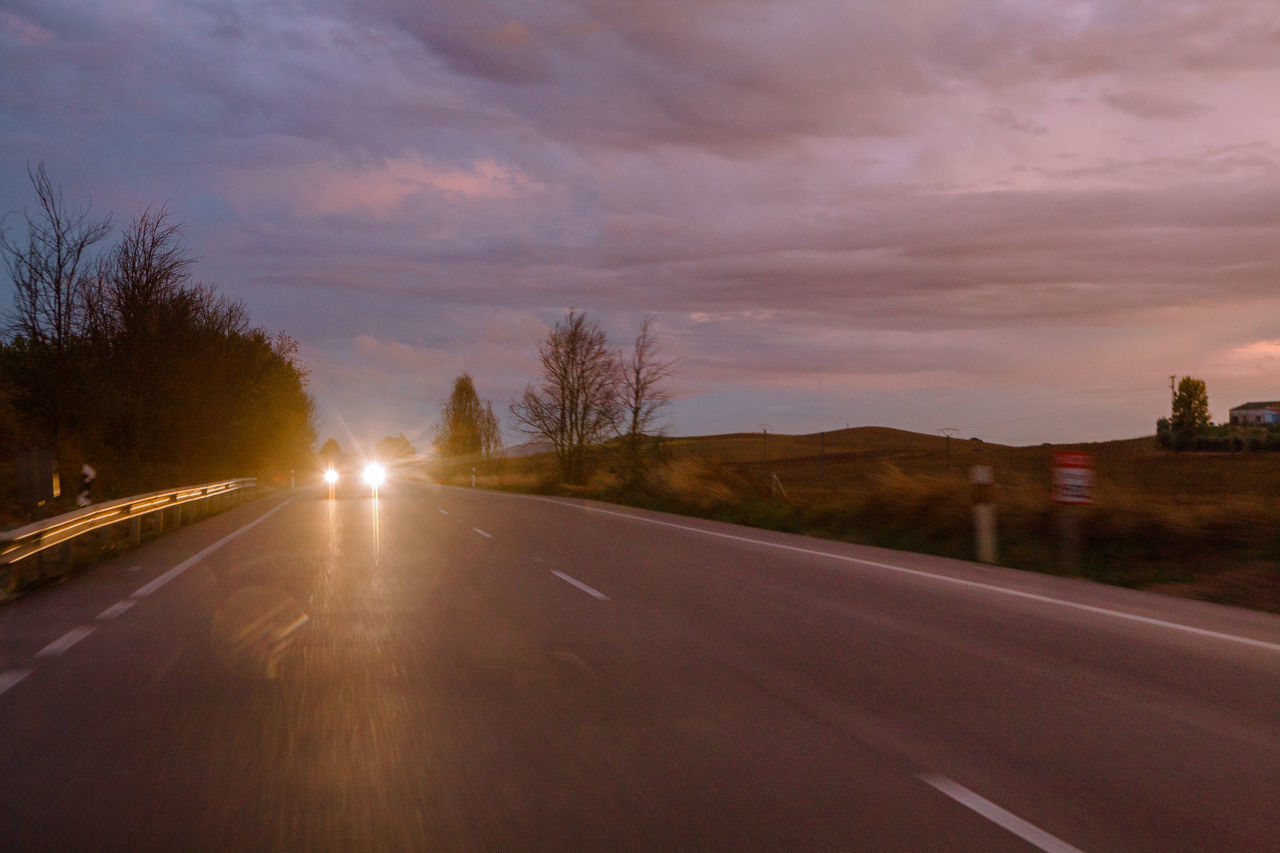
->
xmin=362 ymin=462 xmax=386 ymax=487
xmin=323 ymin=468 xmax=339 ymax=485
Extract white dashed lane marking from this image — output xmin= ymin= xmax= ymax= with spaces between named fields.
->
xmin=523 ymin=496 xmax=1280 ymax=654
xmin=2 ymin=498 xmax=295 ymax=703
xmin=132 ymin=499 xmax=292 ymax=598
xmin=551 ymin=571 xmax=610 ymax=601
xmin=38 ymin=627 xmax=96 ymax=657
xmin=0 ymin=669 xmax=32 ymax=696
xmin=473 ymin=528 xmax=492 ymax=539
xmin=97 ymin=600 xmax=135 ymax=620
xmin=920 ymin=775 xmax=1085 ymax=853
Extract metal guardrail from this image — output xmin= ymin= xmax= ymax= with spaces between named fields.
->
xmin=0 ymin=477 xmax=257 ymax=595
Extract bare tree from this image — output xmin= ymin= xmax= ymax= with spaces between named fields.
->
xmin=94 ymin=205 xmax=199 ymax=472
xmin=0 ymin=174 xmax=316 ymax=495
xmin=509 ymin=310 xmax=620 ymax=484
xmin=2 ymin=164 xmax=113 ymax=349
xmin=95 ymin=204 xmax=196 ymax=342
xmin=1 ymin=163 xmax=112 ymax=439
xmin=618 ymin=315 xmax=674 ymax=483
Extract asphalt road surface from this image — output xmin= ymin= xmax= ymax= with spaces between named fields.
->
xmin=1 ymin=480 xmax=1277 ymax=851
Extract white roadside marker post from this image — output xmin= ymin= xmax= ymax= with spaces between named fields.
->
xmin=971 ymin=464 xmax=998 ymax=564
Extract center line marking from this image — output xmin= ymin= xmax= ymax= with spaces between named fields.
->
xmin=507 ymin=494 xmax=1280 ymax=654
xmin=97 ymin=600 xmax=135 ymax=620
xmin=472 ymin=528 xmax=492 ymax=538
xmin=0 ymin=669 xmax=32 ymax=696
xmin=920 ymin=775 xmax=1084 ymax=853
xmin=552 ymin=571 xmax=610 ymax=601
xmin=38 ymin=626 xmax=96 ymax=657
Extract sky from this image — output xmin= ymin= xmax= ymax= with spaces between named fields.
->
xmin=3 ymin=0 xmax=1280 ymax=451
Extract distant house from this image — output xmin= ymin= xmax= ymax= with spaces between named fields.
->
xmin=1229 ymin=401 xmax=1280 ymax=425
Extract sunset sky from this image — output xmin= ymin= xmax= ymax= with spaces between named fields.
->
xmin=3 ymin=1 xmax=1280 ymax=450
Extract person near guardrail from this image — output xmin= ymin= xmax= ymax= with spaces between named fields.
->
xmin=76 ymin=463 xmax=96 ymax=507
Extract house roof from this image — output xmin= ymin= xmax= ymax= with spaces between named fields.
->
xmin=1230 ymin=401 xmax=1280 ymax=411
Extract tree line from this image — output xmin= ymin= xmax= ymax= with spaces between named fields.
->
xmin=1 ymin=164 xmax=315 ymax=512
xmin=434 ymin=310 xmax=674 ymax=485
xmin=1157 ymin=375 xmax=1280 ymax=451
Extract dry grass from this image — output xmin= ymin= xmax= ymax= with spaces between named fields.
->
xmin=427 ymin=428 xmax=1280 ymax=613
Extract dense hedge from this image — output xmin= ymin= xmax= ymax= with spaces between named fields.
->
xmin=1155 ymin=417 xmax=1280 ymax=452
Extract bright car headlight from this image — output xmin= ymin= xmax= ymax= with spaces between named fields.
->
xmin=362 ymin=462 xmax=386 ymax=487
xmin=324 ymin=468 xmax=339 ymax=484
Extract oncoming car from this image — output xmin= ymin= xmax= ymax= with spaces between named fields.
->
xmin=321 ymin=454 xmax=387 ymax=497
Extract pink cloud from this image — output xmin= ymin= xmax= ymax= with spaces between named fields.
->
xmin=0 ymin=11 xmax=54 ymax=45
xmin=223 ymin=155 xmax=543 ymax=217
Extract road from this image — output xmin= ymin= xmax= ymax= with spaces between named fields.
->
xmin=1 ymin=480 xmax=1277 ymax=851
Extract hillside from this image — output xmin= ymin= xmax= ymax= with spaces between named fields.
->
xmin=670 ymin=428 xmax=1280 ymax=504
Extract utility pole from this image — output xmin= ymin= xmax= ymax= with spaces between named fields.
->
xmin=1169 ymin=375 xmax=1176 ymax=404
xmin=758 ymin=424 xmax=772 ymax=462
xmin=938 ymin=427 xmax=959 ymax=471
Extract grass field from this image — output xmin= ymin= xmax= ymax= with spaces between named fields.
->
xmin=430 ymin=427 xmax=1280 ymax=613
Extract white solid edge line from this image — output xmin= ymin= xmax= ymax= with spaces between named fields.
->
xmin=551 ymin=570 xmax=610 ymax=601
xmin=0 ymin=669 xmax=33 ymax=696
xmin=509 ymin=494 xmax=1280 ymax=654
xmin=921 ymin=775 xmax=1085 ymax=853
xmin=132 ymin=498 xmax=294 ymax=599
xmin=472 ymin=527 xmax=492 ymax=538
xmin=38 ymin=626 xmax=96 ymax=657
xmin=96 ymin=600 xmax=135 ymax=620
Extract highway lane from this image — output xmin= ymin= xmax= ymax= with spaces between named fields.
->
xmin=0 ymin=482 xmax=1276 ymax=851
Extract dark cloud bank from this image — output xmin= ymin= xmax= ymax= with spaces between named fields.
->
xmin=4 ymin=0 xmax=1280 ymax=445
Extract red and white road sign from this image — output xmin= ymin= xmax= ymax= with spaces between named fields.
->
xmin=1052 ymin=451 xmax=1096 ymax=505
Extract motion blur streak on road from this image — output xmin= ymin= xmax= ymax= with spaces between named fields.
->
xmin=370 ymin=492 xmax=382 ymax=564
xmin=0 ymin=480 xmax=1277 ymax=851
